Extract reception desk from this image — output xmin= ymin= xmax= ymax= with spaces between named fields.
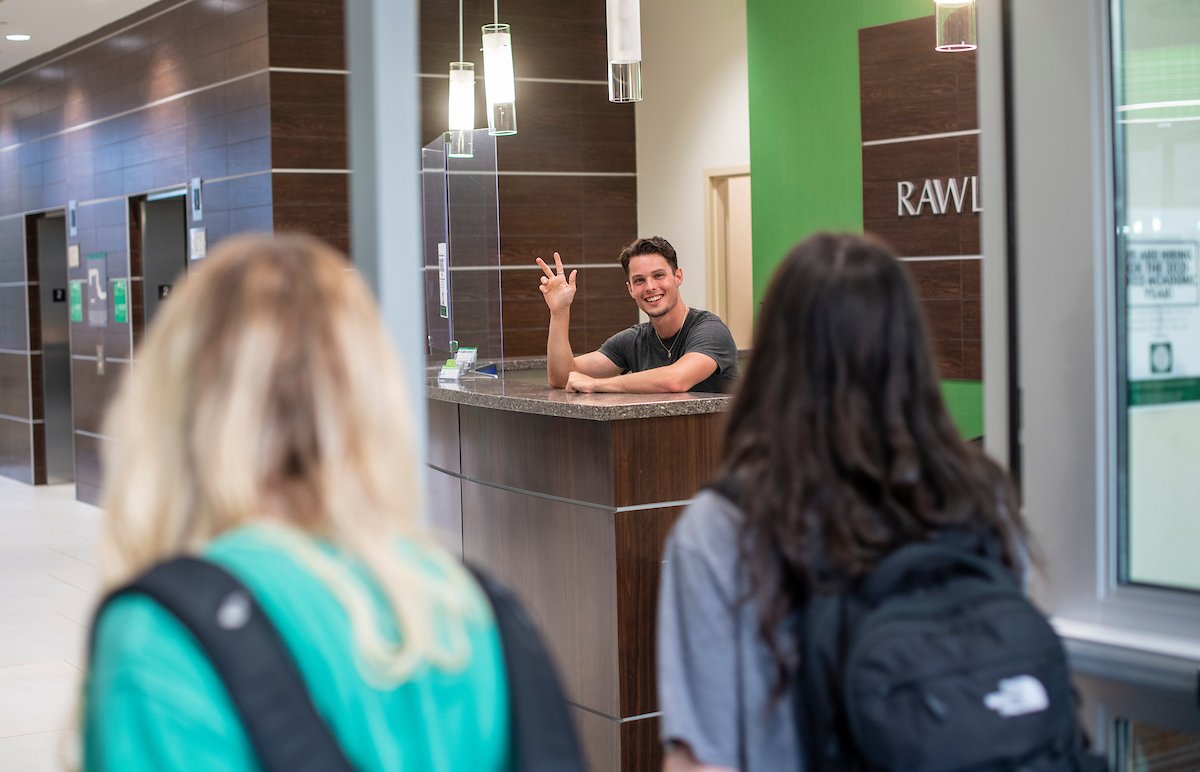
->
xmin=426 ymin=370 xmax=729 ymax=772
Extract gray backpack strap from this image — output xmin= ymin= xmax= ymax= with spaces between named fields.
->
xmin=90 ymin=557 xmax=357 ymax=772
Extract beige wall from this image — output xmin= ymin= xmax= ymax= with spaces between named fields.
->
xmin=635 ymin=0 xmax=751 ymax=313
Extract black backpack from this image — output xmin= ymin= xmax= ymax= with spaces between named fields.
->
xmin=709 ymin=479 xmax=1108 ymax=772
xmin=88 ymin=557 xmax=585 ymax=772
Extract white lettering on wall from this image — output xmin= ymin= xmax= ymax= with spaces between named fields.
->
xmin=917 ymin=180 xmax=940 ymax=215
xmin=898 ymin=181 xmax=917 ymax=216
xmin=896 ymin=175 xmax=982 ymax=216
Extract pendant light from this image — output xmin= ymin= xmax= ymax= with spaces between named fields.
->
xmin=606 ymin=0 xmax=641 ymax=102
xmin=447 ymin=0 xmax=474 ymax=158
xmin=934 ymin=0 xmax=977 ymax=52
xmin=482 ymin=0 xmax=517 ymax=136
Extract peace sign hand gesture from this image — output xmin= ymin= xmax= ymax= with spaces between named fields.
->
xmin=537 ymin=252 xmax=577 ymax=315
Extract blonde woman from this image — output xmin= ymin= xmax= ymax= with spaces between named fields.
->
xmin=84 ymin=235 xmax=510 ymax=771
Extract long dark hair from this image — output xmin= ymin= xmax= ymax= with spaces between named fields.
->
xmin=723 ymin=233 xmax=1024 ymax=687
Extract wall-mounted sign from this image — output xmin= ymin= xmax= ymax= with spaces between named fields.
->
xmin=112 ymin=278 xmax=128 ymax=324
xmin=190 ymin=177 xmax=203 ymax=222
xmin=897 ymin=176 xmax=983 ymax=217
xmin=67 ymin=243 xmax=80 ymax=268
xmin=86 ymin=253 xmax=108 ymax=327
xmin=1126 ymin=241 xmax=1200 ymax=406
xmin=159 ymin=284 xmax=172 ymax=300
xmin=69 ymin=281 xmax=83 ymax=322
xmin=68 ymin=200 xmax=77 ymax=237
xmin=190 ymin=227 xmax=207 ymax=260
xmin=437 ymin=241 xmax=449 ymax=319
xmin=52 ymin=288 xmax=66 ymax=302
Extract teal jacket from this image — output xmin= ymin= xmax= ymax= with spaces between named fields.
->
xmin=84 ymin=525 xmax=511 ymax=772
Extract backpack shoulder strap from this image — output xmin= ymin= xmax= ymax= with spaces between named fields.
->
xmin=90 ymin=557 xmax=356 ymax=772
xmin=467 ymin=564 xmax=586 ymax=772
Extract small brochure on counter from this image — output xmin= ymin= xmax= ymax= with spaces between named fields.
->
xmin=437 ymin=359 xmax=460 ymax=382
xmin=454 ymin=347 xmax=477 ymax=371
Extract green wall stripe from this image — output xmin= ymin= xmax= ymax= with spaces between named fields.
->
xmin=746 ymin=0 xmax=983 ymax=439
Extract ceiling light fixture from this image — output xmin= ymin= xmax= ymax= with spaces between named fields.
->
xmin=482 ymin=0 xmax=516 ymax=136
xmin=6 ymin=34 xmax=31 ymax=42
xmin=605 ymin=0 xmax=641 ymax=102
xmin=447 ymin=0 xmax=475 ymax=158
xmin=934 ymin=1 xmax=977 ymax=52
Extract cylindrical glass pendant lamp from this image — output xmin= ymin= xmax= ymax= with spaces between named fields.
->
xmin=935 ymin=1 xmax=977 ymax=52
xmin=482 ymin=24 xmax=517 ymax=135
xmin=448 ymin=61 xmax=475 ymax=157
xmin=606 ymin=0 xmax=641 ymax=102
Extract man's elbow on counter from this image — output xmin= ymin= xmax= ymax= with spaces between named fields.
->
xmin=548 ymin=372 xmax=569 ymax=389
xmin=663 ymin=377 xmax=695 ymax=394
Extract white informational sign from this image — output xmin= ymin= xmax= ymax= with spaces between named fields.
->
xmin=67 ymin=243 xmax=80 ymax=268
xmin=1126 ymin=240 xmax=1200 ymax=405
xmin=190 ymin=227 xmax=207 ymax=260
xmin=437 ymin=242 xmax=449 ymax=319
xmin=454 ymin=346 xmax=477 ymax=371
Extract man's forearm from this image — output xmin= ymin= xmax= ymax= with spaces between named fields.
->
xmin=589 ymin=366 xmax=692 ymax=394
xmin=547 ymin=309 xmax=575 ymax=388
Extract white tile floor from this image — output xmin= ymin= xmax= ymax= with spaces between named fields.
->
xmin=0 ymin=477 xmax=100 ymax=771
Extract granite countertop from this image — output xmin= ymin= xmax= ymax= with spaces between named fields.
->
xmin=426 ymin=375 xmax=732 ymax=421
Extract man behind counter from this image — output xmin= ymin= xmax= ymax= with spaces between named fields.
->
xmin=537 ymin=236 xmax=739 ymax=393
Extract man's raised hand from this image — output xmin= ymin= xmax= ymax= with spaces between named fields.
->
xmin=537 ymin=252 xmax=577 ymax=315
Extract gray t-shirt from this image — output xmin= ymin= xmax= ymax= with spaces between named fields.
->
xmin=597 ymin=308 xmax=739 ymax=393
xmin=657 ymin=490 xmax=801 ymax=771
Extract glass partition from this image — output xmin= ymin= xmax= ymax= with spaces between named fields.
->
xmin=1113 ymin=0 xmax=1200 ymax=592
xmin=421 ymin=129 xmax=503 ymax=369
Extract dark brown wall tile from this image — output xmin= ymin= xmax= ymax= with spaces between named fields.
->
xmin=0 ymin=416 xmax=32 ymax=484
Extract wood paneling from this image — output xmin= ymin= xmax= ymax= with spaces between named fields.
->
xmin=616 ymin=506 xmax=682 ymax=717
xmin=459 ymin=404 xmax=615 ymax=504
xmin=0 ymin=353 xmax=30 ymax=420
xmin=426 ymin=466 xmax=463 ymax=557
xmin=611 ymin=414 xmax=724 ymax=507
xmin=571 ymin=706 xmax=620 ymax=772
xmin=427 ymin=398 xmax=461 ymax=473
xmin=462 ymin=479 xmax=621 ymax=716
xmin=0 ymin=417 xmax=32 ymax=484
xmin=860 ymin=15 xmax=980 ymax=383
xmin=621 ymin=717 xmax=664 ymax=772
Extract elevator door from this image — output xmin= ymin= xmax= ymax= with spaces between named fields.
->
xmin=141 ymin=196 xmax=188 ymax=329
xmin=37 ymin=216 xmax=72 ymax=484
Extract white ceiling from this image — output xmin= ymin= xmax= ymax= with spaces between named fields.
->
xmin=0 ymin=0 xmax=164 ymax=77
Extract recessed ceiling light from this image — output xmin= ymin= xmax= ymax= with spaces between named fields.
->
xmin=6 ymin=34 xmax=31 ymax=41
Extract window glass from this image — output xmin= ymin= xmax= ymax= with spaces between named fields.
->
xmin=1114 ymin=0 xmax=1200 ymax=591
xmin=1116 ymin=720 xmax=1200 ymax=772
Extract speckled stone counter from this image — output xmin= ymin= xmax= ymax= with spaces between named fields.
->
xmin=426 ymin=374 xmax=731 ymax=421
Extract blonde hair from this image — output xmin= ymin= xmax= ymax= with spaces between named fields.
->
xmin=98 ymin=233 xmax=483 ymax=685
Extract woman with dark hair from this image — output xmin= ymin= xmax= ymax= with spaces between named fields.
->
xmin=656 ymin=233 xmax=1026 ymax=772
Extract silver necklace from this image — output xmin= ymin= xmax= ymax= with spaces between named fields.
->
xmin=654 ymin=312 xmax=688 ymax=359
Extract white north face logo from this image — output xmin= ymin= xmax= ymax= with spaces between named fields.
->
xmin=983 ymin=675 xmax=1050 ymax=717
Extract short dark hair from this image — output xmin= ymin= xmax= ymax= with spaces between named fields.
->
xmin=619 ymin=237 xmax=678 ymax=276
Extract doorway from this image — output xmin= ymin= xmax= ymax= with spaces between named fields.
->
xmin=135 ymin=191 xmax=189 ymax=335
xmin=29 ymin=212 xmax=73 ymax=484
xmin=704 ymin=166 xmax=754 ymax=350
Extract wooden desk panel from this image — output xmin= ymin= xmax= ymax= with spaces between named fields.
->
xmin=611 ymin=413 xmax=724 ymax=507
xmin=459 ymin=404 xmax=615 ymax=505
xmin=461 ymin=479 xmax=621 ymax=718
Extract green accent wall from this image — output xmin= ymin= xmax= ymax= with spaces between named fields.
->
xmin=942 ymin=379 xmax=984 ymax=439
xmin=746 ymin=0 xmax=984 ymax=438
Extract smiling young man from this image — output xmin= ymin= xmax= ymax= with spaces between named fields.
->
xmin=537 ymin=237 xmax=739 ymax=394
